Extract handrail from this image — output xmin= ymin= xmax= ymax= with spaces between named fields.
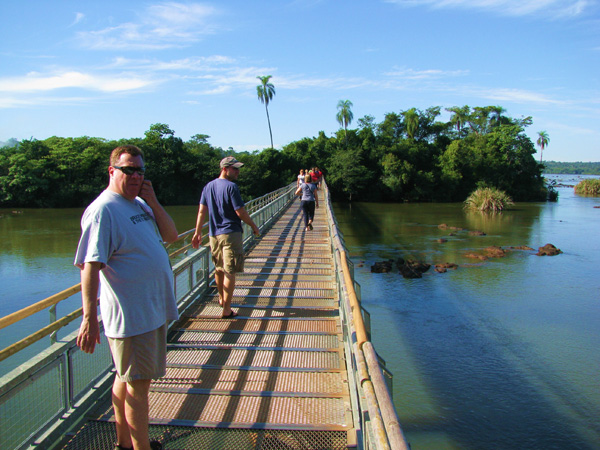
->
xmin=0 ymin=284 xmax=82 ymax=331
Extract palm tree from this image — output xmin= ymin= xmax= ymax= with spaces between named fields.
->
xmin=537 ymin=131 xmax=550 ymax=163
xmin=336 ymin=100 xmax=354 ymax=146
xmin=256 ymin=75 xmax=275 ymax=149
xmin=489 ymin=105 xmax=506 ymax=128
xmin=446 ymin=105 xmax=470 ymax=134
xmin=402 ymin=108 xmax=419 ymax=140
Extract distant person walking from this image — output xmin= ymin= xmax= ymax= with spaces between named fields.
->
xmin=75 ymin=145 xmax=178 ymax=450
xmin=297 ymin=169 xmax=305 ymax=188
xmin=192 ymin=156 xmax=260 ymax=318
xmin=295 ymin=173 xmax=319 ymax=231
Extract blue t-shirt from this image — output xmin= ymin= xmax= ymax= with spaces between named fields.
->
xmin=200 ymin=178 xmax=245 ymax=236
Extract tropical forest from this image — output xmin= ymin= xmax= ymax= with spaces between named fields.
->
xmin=1 ymin=101 xmax=553 ymax=208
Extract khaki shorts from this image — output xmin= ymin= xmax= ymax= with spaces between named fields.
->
xmin=107 ymin=323 xmax=167 ymax=382
xmin=209 ymin=232 xmax=244 ymax=274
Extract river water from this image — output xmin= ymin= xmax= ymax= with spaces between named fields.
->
xmin=332 ymin=175 xmax=600 ymax=449
xmin=1 ymin=176 xmax=599 ymax=449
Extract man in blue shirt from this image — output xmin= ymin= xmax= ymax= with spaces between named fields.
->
xmin=192 ymin=156 xmax=260 ymax=318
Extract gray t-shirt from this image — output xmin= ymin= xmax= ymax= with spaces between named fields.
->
xmin=74 ymin=190 xmax=179 ymax=338
xmin=300 ymin=182 xmax=316 ymax=201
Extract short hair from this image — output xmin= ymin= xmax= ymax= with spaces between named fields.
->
xmin=110 ymin=145 xmax=144 ymax=166
xmin=304 ymin=174 xmax=312 ymax=183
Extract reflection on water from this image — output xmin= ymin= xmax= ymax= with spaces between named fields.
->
xmin=333 ymin=185 xmax=600 ymax=449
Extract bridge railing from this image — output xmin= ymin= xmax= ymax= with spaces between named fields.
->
xmin=0 ymin=182 xmax=297 ymax=450
xmin=322 ymin=181 xmax=410 ymax=450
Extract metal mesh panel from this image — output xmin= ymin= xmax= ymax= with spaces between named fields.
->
xmin=0 ymin=359 xmax=65 ymax=450
xmin=233 ymin=280 xmax=335 ymax=289
xmin=178 ymin=318 xmax=339 ymax=333
xmin=69 ymin=339 xmax=112 ymax=403
xmin=154 ymin=368 xmax=346 ymax=395
xmin=244 ymin=262 xmax=333 ymax=270
xmin=62 ymin=420 xmax=349 ymax=450
xmin=146 ymin=392 xmax=350 ymax=428
xmin=240 ymin=267 xmax=333 ymax=276
xmin=229 ymin=288 xmax=335 ymax=298
xmin=166 ymin=348 xmax=341 ymax=370
xmin=171 ymin=331 xmax=340 ymax=349
xmin=196 ymin=297 xmax=337 ymax=308
xmin=183 ymin=305 xmax=338 ymax=318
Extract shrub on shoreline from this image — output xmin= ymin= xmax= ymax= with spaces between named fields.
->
xmin=464 ymin=187 xmax=514 ymax=212
xmin=574 ymin=179 xmax=600 ymax=196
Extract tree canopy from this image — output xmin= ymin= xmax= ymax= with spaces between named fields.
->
xmin=0 ymin=104 xmax=553 ymax=208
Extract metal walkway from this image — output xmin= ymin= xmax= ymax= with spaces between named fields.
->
xmin=62 ymin=200 xmax=355 ymax=449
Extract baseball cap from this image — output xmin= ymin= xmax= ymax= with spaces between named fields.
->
xmin=220 ymin=156 xmax=244 ymax=169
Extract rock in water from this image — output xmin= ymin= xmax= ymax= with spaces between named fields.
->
xmin=536 ymin=243 xmax=562 ymax=256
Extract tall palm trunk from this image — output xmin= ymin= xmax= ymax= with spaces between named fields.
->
xmin=265 ymin=103 xmax=273 ymax=149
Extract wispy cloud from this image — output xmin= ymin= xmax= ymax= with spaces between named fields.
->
xmin=385 ymin=0 xmax=593 ymax=18
xmin=77 ymin=2 xmax=220 ymax=50
xmin=0 ymin=71 xmax=158 ymax=93
xmin=468 ymin=86 xmax=563 ymax=104
xmin=70 ymin=12 xmax=85 ymax=27
xmin=384 ymin=67 xmax=469 ymax=80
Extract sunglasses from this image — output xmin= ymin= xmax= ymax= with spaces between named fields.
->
xmin=113 ymin=165 xmax=146 ymax=175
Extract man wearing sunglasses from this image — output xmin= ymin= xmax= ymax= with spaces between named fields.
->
xmin=74 ymin=145 xmax=179 ymax=450
xmin=192 ymin=156 xmax=260 ymax=318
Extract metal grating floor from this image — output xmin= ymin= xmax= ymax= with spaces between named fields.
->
xmin=61 ymin=198 xmax=355 ymax=449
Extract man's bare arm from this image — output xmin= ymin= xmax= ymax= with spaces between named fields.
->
xmin=77 ymin=261 xmax=103 ymax=354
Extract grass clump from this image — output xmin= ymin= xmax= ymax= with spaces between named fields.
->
xmin=464 ymin=187 xmax=514 ymax=212
xmin=574 ymin=179 xmax=600 ymax=196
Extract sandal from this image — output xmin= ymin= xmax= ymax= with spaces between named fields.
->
xmin=221 ymin=310 xmax=239 ymax=319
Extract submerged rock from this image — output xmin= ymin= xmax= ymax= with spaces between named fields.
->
xmin=464 ymin=252 xmax=488 ymax=260
xmin=371 ymin=260 xmax=394 ymax=273
xmin=398 ymin=259 xmax=431 ymax=278
xmin=469 ymin=230 xmax=486 ymax=236
xmin=536 ymin=243 xmax=562 ymax=256
xmin=484 ymin=246 xmax=507 ymax=258
xmin=508 ymin=245 xmax=534 ymax=251
xmin=434 ymin=263 xmax=458 ymax=273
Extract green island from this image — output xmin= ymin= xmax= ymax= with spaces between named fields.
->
xmin=0 ymin=104 xmax=596 ymax=208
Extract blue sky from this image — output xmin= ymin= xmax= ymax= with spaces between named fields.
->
xmin=0 ymin=0 xmax=598 ymax=162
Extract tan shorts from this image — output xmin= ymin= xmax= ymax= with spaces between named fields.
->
xmin=209 ymin=232 xmax=244 ymax=274
xmin=107 ymin=323 xmax=167 ymax=382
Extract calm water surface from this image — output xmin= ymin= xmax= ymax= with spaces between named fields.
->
xmin=332 ymin=177 xmax=600 ymax=449
xmin=1 ymin=176 xmax=599 ymax=449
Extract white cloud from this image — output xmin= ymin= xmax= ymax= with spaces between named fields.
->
xmin=385 ymin=0 xmax=593 ymax=18
xmin=77 ymin=2 xmax=220 ymax=50
xmin=0 ymin=71 xmax=157 ymax=93
xmin=70 ymin=12 xmax=85 ymax=27
xmin=471 ymin=87 xmax=563 ymax=104
xmin=384 ymin=68 xmax=469 ymax=80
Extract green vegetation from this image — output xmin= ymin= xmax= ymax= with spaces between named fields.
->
xmin=336 ymin=100 xmax=354 ymax=147
xmin=464 ymin=187 xmax=514 ymax=212
xmin=1 ymin=103 xmax=552 ymax=208
xmin=542 ymin=161 xmax=600 ymax=175
xmin=574 ymin=179 xmax=600 ymax=196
